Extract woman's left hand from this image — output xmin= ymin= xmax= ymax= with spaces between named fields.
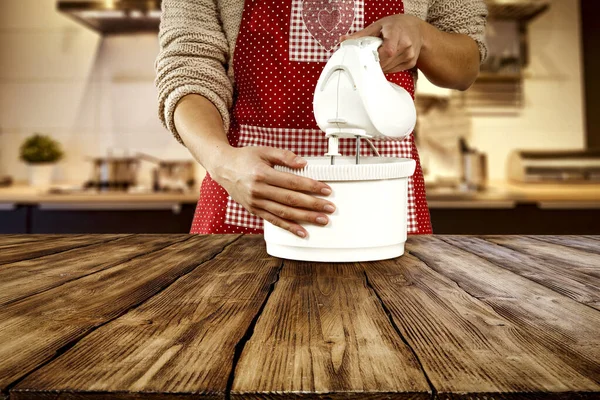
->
xmin=340 ymin=14 xmax=425 ymax=73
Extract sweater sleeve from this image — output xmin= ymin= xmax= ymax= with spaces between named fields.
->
xmin=426 ymin=0 xmax=489 ymax=63
xmin=155 ymin=0 xmax=233 ymax=145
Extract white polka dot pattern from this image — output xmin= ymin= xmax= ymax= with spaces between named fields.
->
xmin=190 ymin=0 xmax=433 ymax=235
xmin=290 ymin=0 xmax=364 ymax=62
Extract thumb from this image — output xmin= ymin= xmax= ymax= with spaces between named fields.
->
xmin=261 ymin=147 xmax=307 ymax=169
xmin=340 ymin=22 xmax=382 ymax=42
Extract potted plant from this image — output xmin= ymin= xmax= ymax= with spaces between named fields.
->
xmin=19 ymin=134 xmax=64 ymax=187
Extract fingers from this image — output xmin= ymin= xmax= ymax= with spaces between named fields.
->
xmin=258 ymin=185 xmax=336 ymax=214
xmin=380 ymin=45 xmax=418 ymax=73
xmin=254 ymin=208 xmax=308 ymax=238
xmin=244 ymin=180 xmax=335 ymax=239
xmin=260 ymin=147 xmax=308 ymax=169
xmin=378 ymin=26 xmax=419 ymax=72
xmin=378 ymin=26 xmax=402 ymax=70
xmin=340 ymin=22 xmax=382 ymax=42
xmin=240 ymin=147 xmax=336 ymax=239
xmin=265 ymin=168 xmax=332 ymax=196
xmin=340 ymin=27 xmax=415 ymax=73
xmin=386 ymin=61 xmax=417 ymax=74
xmin=255 ymin=198 xmax=330 ymax=227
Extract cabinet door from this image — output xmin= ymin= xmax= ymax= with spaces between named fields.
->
xmin=31 ymin=203 xmax=196 ymax=234
xmin=430 ymin=204 xmax=600 ymax=234
xmin=0 ymin=204 xmax=28 ymax=233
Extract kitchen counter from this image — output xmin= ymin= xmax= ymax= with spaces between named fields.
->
xmin=0 ymin=185 xmax=199 ymax=206
xmin=426 ymin=180 xmax=600 ymax=208
xmin=2 ymin=181 xmax=599 ymax=209
xmin=1 ymin=234 xmax=599 ymax=399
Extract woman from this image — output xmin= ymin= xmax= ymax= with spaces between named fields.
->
xmin=156 ymin=0 xmax=487 ymax=237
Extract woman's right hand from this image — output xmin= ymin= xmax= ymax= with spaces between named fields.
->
xmin=210 ymin=146 xmax=336 ymax=238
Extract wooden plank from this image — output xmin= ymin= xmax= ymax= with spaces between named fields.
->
xmin=364 ymin=251 xmax=600 ymax=398
xmin=0 ymin=235 xmax=126 ymax=265
xmin=0 ymin=235 xmax=82 ymax=248
xmin=12 ymin=235 xmax=277 ymax=400
xmin=440 ymin=236 xmax=600 ymax=310
xmin=231 ymin=261 xmax=431 ymax=399
xmin=0 ymin=234 xmax=240 ymax=395
xmin=525 ymin=235 xmax=600 ymax=255
xmin=407 ymin=236 xmax=600 ymax=385
xmin=483 ymin=236 xmax=600 ymax=279
xmin=0 ymin=235 xmax=189 ymax=306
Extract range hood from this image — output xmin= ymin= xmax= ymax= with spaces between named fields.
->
xmin=485 ymin=0 xmax=550 ymax=21
xmin=57 ymin=0 xmax=161 ymax=34
xmin=59 ymin=0 xmax=548 ymax=35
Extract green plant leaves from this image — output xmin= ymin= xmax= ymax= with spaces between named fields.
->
xmin=19 ymin=134 xmax=64 ymax=164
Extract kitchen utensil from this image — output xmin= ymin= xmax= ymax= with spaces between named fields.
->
xmin=508 ymin=149 xmax=600 ymax=183
xmin=264 ymin=37 xmax=417 ymax=262
xmin=0 ymin=176 xmax=13 ymax=188
xmin=137 ymin=153 xmax=196 ymax=192
xmin=459 ymin=138 xmax=487 ymax=191
xmin=85 ymin=157 xmax=141 ymax=191
xmin=461 ymin=152 xmax=488 ymax=191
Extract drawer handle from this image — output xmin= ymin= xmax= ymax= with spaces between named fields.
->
xmin=0 ymin=203 xmax=16 ymax=211
xmin=539 ymin=202 xmax=600 ymax=210
xmin=39 ymin=203 xmax=182 ymax=213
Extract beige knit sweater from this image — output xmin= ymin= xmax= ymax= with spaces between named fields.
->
xmin=155 ymin=0 xmax=488 ymax=144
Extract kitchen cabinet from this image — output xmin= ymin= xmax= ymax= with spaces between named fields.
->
xmin=30 ymin=203 xmax=196 ymax=234
xmin=427 ymin=181 xmax=600 ymax=234
xmin=430 ymin=203 xmax=600 ymax=234
xmin=1 ymin=182 xmax=598 ymax=234
xmin=1 ymin=202 xmax=599 ymax=234
xmin=0 ymin=234 xmax=598 ymax=398
xmin=0 ymin=204 xmax=28 ymax=234
xmin=0 ymin=186 xmax=200 ymax=234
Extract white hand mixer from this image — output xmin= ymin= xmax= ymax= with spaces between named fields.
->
xmin=263 ymin=37 xmax=418 ymax=262
xmin=313 ymin=36 xmax=417 ymax=164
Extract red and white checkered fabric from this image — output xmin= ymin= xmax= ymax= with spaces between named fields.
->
xmin=290 ymin=0 xmax=365 ymax=62
xmin=224 ymin=124 xmax=418 ymax=233
xmin=191 ymin=0 xmax=431 ymax=235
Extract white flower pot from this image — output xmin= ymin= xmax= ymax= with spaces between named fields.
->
xmin=28 ymin=164 xmax=55 ymax=188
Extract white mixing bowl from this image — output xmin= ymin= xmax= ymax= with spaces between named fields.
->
xmin=264 ymin=156 xmax=416 ymax=262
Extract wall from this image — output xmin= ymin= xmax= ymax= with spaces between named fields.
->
xmin=470 ymin=0 xmax=586 ymax=179
xmin=581 ymin=0 xmax=600 ymax=148
xmin=0 ymin=0 xmax=586 ymax=184
xmin=0 ymin=0 xmax=199 ymax=186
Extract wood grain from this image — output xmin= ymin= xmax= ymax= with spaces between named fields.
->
xmin=483 ymin=236 xmax=600 ymax=279
xmin=2 ymin=234 xmax=599 ymax=399
xmin=0 ymin=235 xmax=126 ymax=265
xmin=0 ymin=235 xmax=189 ymax=306
xmin=12 ymin=236 xmax=280 ymax=400
xmin=525 ymin=235 xmax=600 ymax=255
xmin=407 ymin=236 xmax=600 ymax=385
xmin=0 ymin=235 xmax=81 ymax=248
xmin=0 ymin=234 xmax=239 ymax=395
xmin=231 ymin=261 xmax=431 ymax=399
xmin=364 ymin=251 xmax=600 ymax=398
xmin=440 ymin=236 xmax=600 ymax=310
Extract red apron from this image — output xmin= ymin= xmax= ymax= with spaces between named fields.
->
xmin=190 ymin=0 xmax=432 ymax=235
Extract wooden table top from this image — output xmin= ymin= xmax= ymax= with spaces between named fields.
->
xmin=0 ymin=234 xmax=599 ymax=399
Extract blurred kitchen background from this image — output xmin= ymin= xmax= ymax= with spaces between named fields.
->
xmin=0 ymin=0 xmax=598 ymax=234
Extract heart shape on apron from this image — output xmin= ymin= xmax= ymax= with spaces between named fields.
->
xmin=302 ymin=0 xmax=355 ymax=50
xmin=318 ymin=9 xmax=341 ymax=32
